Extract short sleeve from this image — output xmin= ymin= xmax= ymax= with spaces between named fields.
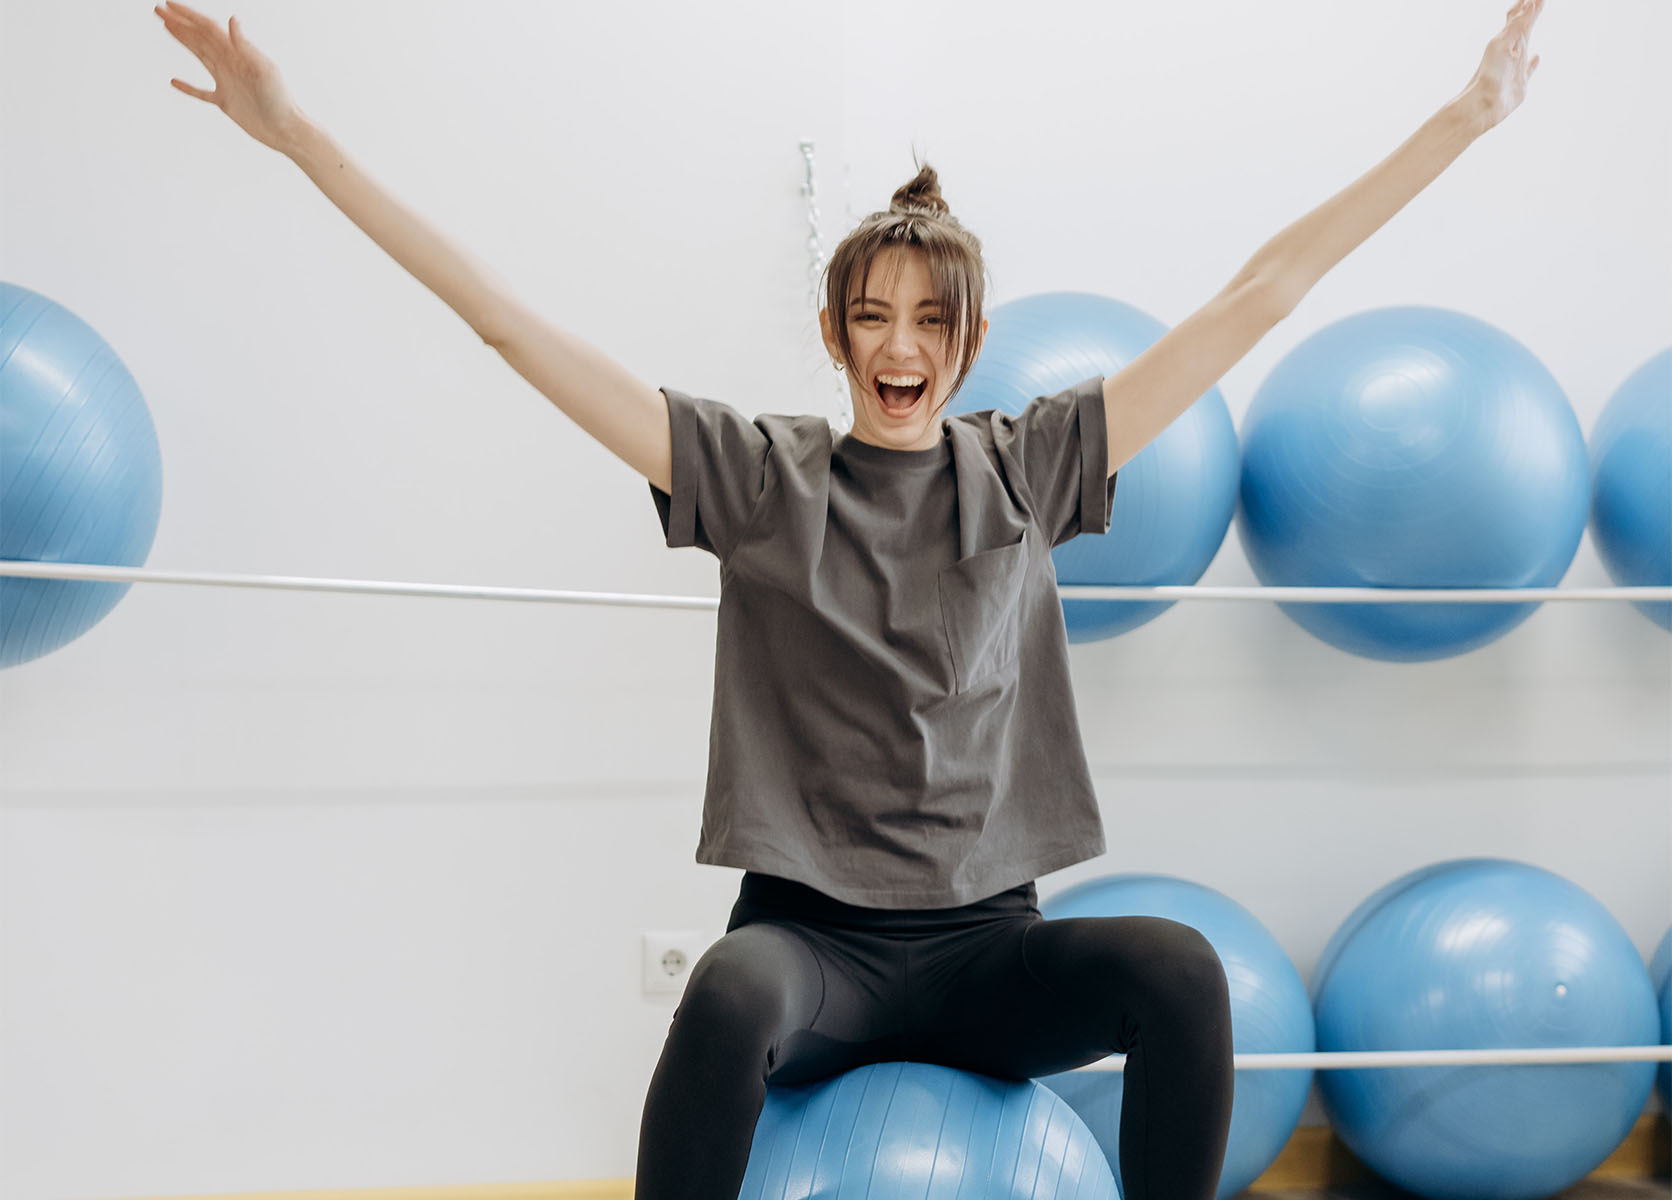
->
xmin=993 ymin=376 xmax=1119 ymax=548
xmin=648 ymin=387 xmax=772 ymax=562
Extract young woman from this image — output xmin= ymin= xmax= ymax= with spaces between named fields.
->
xmin=155 ymin=4 xmax=1544 ymax=1197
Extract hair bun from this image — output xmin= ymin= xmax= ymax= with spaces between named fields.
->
xmin=889 ymin=163 xmax=951 ymax=218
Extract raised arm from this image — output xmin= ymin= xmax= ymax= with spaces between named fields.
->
xmin=154 ymin=2 xmax=673 ymax=493
xmin=1099 ymin=0 xmax=1544 ymax=476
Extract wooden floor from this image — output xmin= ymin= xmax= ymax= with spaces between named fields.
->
xmin=1252 ymin=1179 xmax=1670 ymax=1199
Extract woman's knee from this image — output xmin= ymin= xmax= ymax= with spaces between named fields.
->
xmin=1138 ymin=917 xmax=1229 ymax=1015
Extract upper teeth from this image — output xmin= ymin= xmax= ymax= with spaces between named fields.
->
xmin=877 ymin=374 xmax=926 ymax=386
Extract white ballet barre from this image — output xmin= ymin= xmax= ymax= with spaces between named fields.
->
xmin=0 ymin=560 xmax=715 ymax=611
xmin=1057 ymin=585 xmax=1668 ymax=604
xmin=1078 ymin=1045 xmax=1672 ymax=1072
xmin=3 ymin=561 xmax=1669 ymax=609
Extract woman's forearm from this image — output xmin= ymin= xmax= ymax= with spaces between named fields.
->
xmin=280 ymin=114 xmax=517 ymax=345
xmin=275 ymin=112 xmax=671 ymax=489
xmin=1246 ymin=95 xmax=1491 ymax=315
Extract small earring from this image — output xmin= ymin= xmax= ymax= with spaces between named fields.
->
xmin=832 ymin=361 xmax=845 ymax=372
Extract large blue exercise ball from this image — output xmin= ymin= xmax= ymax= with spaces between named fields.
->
xmin=1311 ymin=858 xmax=1659 ymax=1200
xmin=1236 ymin=307 xmax=1589 ymax=662
xmin=0 ymin=282 xmax=163 ymax=669
xmin=949 ymin=292 xmax=1239 ymax=642
xmin=1650 ymin=926 xmax=1672 ymax=1107
xmin=740 ymin=1060 xmax=1118 ymax=1199
xmin=1037 ymin=873 xmax=1313 ymax=1199
xmin=1589 ymin=347 xmax=1671 ymax=632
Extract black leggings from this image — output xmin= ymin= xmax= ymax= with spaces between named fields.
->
xmin=636 ymin=873 xmax=1234 ymax=1199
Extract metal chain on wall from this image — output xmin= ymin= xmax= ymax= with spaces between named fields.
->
xmin=801 ymin=140 xmax=852 ymax=433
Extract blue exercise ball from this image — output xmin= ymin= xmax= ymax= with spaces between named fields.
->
xmin=1037 ymin=873 xmax=1313 ymax=1199
xmin=1236 ymin=306 xmax=1589 ymax=662
xmin=740 ymin=1060 xmax=1117 ymax=1199
xmin=1589 ymin=347 xmax=1671 ymax=632
xmin=1312 ymin=858 xmax=1659 ymax=1200
xmin=949 ymin=292 xmax=1239 ymax=642
xmin=0 ymin=281 xmax=163 ymax=669
xmin=1650 ymin=926 xmax=1672 ymax=1108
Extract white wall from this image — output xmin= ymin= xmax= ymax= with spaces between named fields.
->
xmin=2 ymin=1 xmax=1668 ymax=1196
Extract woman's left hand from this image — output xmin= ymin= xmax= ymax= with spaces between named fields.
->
xmin=1463 ymin=0 xmax=1544 ymax=131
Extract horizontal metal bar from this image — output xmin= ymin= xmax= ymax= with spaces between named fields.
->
xmin=3 ymin=561 xmax=1668 ymax=609
xmin=1076 ymin=1044 xmax=1672 ymax=1072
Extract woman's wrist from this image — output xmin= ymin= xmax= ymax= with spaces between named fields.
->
xmin=275 ymin=109 xmax=322 ymax=163
xmin=1447 ymin=86 xmax=1502 ymax=140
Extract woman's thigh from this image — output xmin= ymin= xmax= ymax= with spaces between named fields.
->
xmin=671 ymin=921 xmax=824 ymax=1057
xmin=707 ymin=918 xmax=914 ymax=1086
xmin=906 ymin=913 xmax=1226 ymax=1079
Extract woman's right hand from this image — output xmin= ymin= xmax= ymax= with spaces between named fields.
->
xmin=155 ymin=2 xmax=304 ymax=153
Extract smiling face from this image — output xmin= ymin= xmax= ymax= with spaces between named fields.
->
xmin=821 ymin=247 xmax=987 ymax=451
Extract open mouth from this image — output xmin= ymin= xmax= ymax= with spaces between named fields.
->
xmin=875 ymin=373 xmax=927 ymax=414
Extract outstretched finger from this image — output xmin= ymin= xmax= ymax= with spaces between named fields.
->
xmin=155 ymin=6 xmax=217 ymax=61
xmin=1511 ymin=0 xmax=1544 ymax=30
xmin=169 ymin=3 xmax=235 ymax=57
xmin=169 ymin=77 xmax=215 ymax=103
xmin=163 ymin=0 xmax=220 ymax=34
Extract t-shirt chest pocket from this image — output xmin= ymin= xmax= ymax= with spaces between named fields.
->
xmin=936 ymin=536 xmax=1030 ymax=694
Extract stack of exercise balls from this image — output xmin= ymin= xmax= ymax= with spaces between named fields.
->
xmin=0 ymin=281 xmax=164 ymax=669
xmin=953 ymin=297 xmax=1670 ymax=656
xmin=1036 ymin=873 xmax=1315 ymax=1199
xmin=1588 ymin=348 xmax=1672 ymax=631
xmin=949 ymin=292 xmax=1241 ymax=642
xmin=1311 ymin=858 xmax=1661 ymax=1199
xmin=1235 ymin=306 xmax=1591 ymax=662
xmin=740 ymin=866 xmax=1664 ymax=1197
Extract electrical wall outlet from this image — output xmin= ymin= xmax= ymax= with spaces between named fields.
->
xmin=642 ymin=930 xmax=706 ymax=995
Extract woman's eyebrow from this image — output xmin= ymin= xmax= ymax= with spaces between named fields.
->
xmin=846 ymin=298 xmax=943 ymax=310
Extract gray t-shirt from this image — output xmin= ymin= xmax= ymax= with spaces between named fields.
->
xmin=649 ymin=376 xmax=1118 ymax=908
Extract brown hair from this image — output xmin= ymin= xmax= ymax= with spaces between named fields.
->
xmin=823 ymin=163 xmax=988 ymax=407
